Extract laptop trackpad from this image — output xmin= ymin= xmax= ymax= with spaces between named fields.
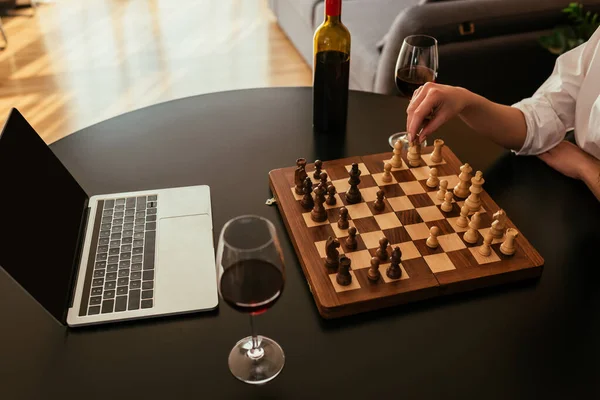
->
xmin=155 ymin=214 xmax=218 ymax=311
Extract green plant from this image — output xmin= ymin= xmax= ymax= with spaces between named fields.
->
xmin=539 ymin=2 xmax=599 ymax=55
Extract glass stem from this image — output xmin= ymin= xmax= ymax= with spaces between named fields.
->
xmin=247 ymin=314 xmax=264 ymax=360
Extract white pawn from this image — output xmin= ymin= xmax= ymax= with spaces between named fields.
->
xmin=391 ymin=140 xmax=403 ymax=168
xmin=478 ymin=230 xmax=494 ymax=257
xmin=436 ymin=179 xmax=448 ymax=201
xmin=382 ymin=162 xmax=393 ymax=183
xmin=456 ymin=204 xmax=470 ymax=228
xmin=426 ymin=226 xmax=440 ymax=248
xmin=500 ymin=228 xmax=519 ymax=256
xmin=463 ymin=211 xmax=481 ymax=244
xmin=430 ymin=139 xmax=444 ymax=164
xmin=407 ymin=141 xmax=421 ymax=167
xmin=426 ymin=167 xmax=439 ymax=188
xmin=441 ymin=191 xmax=453 ymax=212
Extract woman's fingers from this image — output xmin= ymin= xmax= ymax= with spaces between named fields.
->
xmin=419 ymin=107 xmax=452 ymax=141
xmin=406 ymin=84 xmax=430 ymax=142
xmin=407 ymin=93 xmax=441 ymax=140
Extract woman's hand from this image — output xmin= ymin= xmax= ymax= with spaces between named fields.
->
xmin=406 ymin=83 xmax=475 ymax=143
xmin=537 ymin=141 xmax=599 ymax=180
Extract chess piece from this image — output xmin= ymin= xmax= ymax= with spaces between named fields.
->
xmin=390 ymin=140 xmax=403 ymax=168
xmin=426 ymin=167 xmax=439 ymax=188
xmin=376 ymin=237 xmax=389 ymax=261
xmin=300 ymin=177 xmax=314 ymax=209
xmin=453 ymin=163 xmax=473 ymax=198
xmin=441 ymin=191 xmax=453 ymax=212
xmin=336 ymin=256 xmax=352 ymax=286
xmin=367 ymin=257 xmax=381 ymax=282
xmin=465 ymin=171 xmax=484 ymax=213
xmin=345 ymin=163 xmax=362 ymax=204
xmin=294 ymin=158 xmax=308 ymax=195
xmin=337 ymin=207 xmax=349 ymax=229
xmin=456 ymin=204 xmax=470 ymax=228
xmin=319 ymin=171 xmax=328 ymax=189
xmin=373 ymin=190 xmax=385 ymax=212
xmin=478 ymin=230 xmax=494 ymax=257
xmin=436 ymin=179 xmax=448 ymax=201
xmin=313 ymin=159 xmax=323 ymax=180
xmin=382 ymin=162 xmax=393 ymax=183
xmin=407 ymin=140 xmax=421 ymax=167
xmin=500 ymin=228 xmax=519 ymax=256
xmin=345 ymin=227 xmax=357 ymax=250
xmin=430 ymin=139 xmax=444 ymax=163
xmin=426 ymin=226 xmax=440 ymax=248
xmin=310 ymin=184 xmax=327 ymax=222
xmin=386 ymin=246 xmax=402 ymax=279
xmin=463 ymin=211 xmax=481 ymax=244
xmin=326 ymin=185 xmax=337 ymax=206
xmin=491 ymin=209 xmax=507 ymax=239
xmin=325 ymin=236 xmax=340 ymax=268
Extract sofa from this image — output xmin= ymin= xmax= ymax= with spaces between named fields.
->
xmin=268 ymin=0 xmax=600 ymax=105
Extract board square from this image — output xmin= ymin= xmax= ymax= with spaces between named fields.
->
xmin=399 ymin=181 xmax=426 ymax=195
xmin=379 ymin=184 xmax=405 ymax=199
xmin=422 ymin=153 xmax=447 ymax=166
xmin=468 ymin=246 xmax=501 ymax=265
xmin=439 ymin=175 xmax=460 ymax=189
xmin=329 ymin=272 xmax=361 ymax=292
xmin=439 ymin=202 xmax=462 ymax=218
xmin=290 ymin=187 xmax=303 ymax=201
xmin=345 ymin=163 xmax=370 ymax=175
xmin=459 ymin=230 xmax=484 ymax=247
xmin=358 ymin=175 xmax=377 ymax=190
xmin=367 ymin=200 xmax=393 ymax=215
xmin=374 ymin=212 xmax=402 ymax=230
xmin=345 ymin=250 xmax=373 ymax=269
xmin=303 ymin=212 xmax=329 ymax=227
xmin=326 ymin=208 xmax=344 ymax=223
xmin=396 ymin=209 xmax=423 ymax=226
xmin=414 ymin=239 xmax=444 ymax=256
xmin=361 ymin=186 xmax=381 ymax=202
xmin=331 ymin=178 xmax=350 ymax=193
xmin=330 ymin=220 xmax=356 ymax=238
xmin=416 ymin=205 xmax=445 ymax=222
xmin=478 ymin=227 xmax=504 ymax=244
xmin=388 ymin=196 xmax=414 ymax=212
xmin=446 ymin=217 xmax=469 ymax=233
xmin=408 ymin=193 xmax=435 ymax=208
xmin=410 ymin=166 xmax=432 ymax=181
xmin=309 ymin=224 xmax=337 ymax=242
xmin=360 ymin=231 xmax=386 ymax=249
xmin=352 ymin=217 xmax=380 ymax=233
xmin=323 ymin=194 xmax=343 ymax=210
xmin=425 ymin=219 xmax=455 ymax=235
xmin=397 ymin=241 xmax=421 ymax=259
xmin=383 ymin=158 xmax=408 ymax=171
xmin=419 ymin=180 xmax=439 ymax=193
xmin=392 ymin=170 xmax=416 ymax=182
xmin=326 ymin=164 xmax=353 ymax=180
xmin=345 ymin=203 xmax=372 ymax=219
xmin=315 ymin=240 xmax=329 ymax=258
xmin=340 ymin=235 xmax=367 ymax=254
xmin=379 ymin=263 xmax=410 ymax=282
xmin=424 ymin=253 xmax=456 ymax=273
xmin=438 ymin=233 xmax=467 ymax=252
xmin=372 ymin=172 xmax=398 ymax=186
xmin=404 ymin=222 xmax=430 ymax=240
xmin=382 ymin=226 xmax=412 ymax=244
xmin=427 ymin=190 xmax=456 ymax=205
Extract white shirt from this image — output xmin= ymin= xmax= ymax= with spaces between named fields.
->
xmin=511 ymin=27 xmax=600 ymax=159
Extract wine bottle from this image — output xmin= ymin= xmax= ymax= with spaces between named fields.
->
xmin=312 ymin=0 xmax=351 ymax=135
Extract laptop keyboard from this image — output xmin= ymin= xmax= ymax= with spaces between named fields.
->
xmin=86 ymin=195 xmax=157 ymax=316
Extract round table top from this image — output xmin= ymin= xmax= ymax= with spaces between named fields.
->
xmin=2 ymin=87 xmax=599 ymax=399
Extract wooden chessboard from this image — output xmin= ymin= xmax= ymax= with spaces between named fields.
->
xmin=268 ymin=144 xmax=544 ymax=319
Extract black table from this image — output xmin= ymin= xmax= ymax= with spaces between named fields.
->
xmin=1 ymin=88 xmax=599 ymax=399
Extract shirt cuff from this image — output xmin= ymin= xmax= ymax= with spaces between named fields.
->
xmin=510 ymin=99 xmax=536 ymax=155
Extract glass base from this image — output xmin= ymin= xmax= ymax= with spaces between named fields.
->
xmin=228 ymin=335 xmax=285 ymax=385
xmin=388 ymin=132 xmax=427 ymax=149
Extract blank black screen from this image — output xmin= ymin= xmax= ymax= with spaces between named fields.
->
xmin=0 ymin=109 xmax=89 ymax=323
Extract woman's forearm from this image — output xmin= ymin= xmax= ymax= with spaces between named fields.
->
xmin=458 ymin=89 xmax=528 ymax=152
xmin=580 ymin=160 xmax=600 ymax=201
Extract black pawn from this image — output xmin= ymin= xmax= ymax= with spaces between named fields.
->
xmin=300 ymin=177 xmax=314 ymax=209
xmin=373 ymin=190 xmax=385 ymax=212
xmin=345 ymin=227 xmax=357 ymax=250
xmin=376 ymin=237 xmax=389 ymax=261
xmin=319 ymin=171 xmax=328 ymax=188
xmin=313 ymin=160 xmax=323 ymax=180
xmin=386 ymin=246 xmax=402 ymax=279
xmin=326 ymin=185 xmax=337 ymax=206
xmin=337 ymin=207 xmax=349 ymax=229
xmin=336 ymin=256 xmax=352 ymax=286
xmin=368 ymin=257 xmax=381 ymax=282
xmin=345 ymin=163 xmax=362 ymax=204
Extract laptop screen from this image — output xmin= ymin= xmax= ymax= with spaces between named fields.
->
xmin=0 ymin=109 xmax=89 ymax=323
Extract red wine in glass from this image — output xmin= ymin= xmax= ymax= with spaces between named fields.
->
xmin=395 ymin=65 xmax=436 ymax=99
xmin=219 ymin=259 xmax=284 ymax=316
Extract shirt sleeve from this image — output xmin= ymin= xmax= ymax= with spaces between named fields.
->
xmin=511 ymin=31 xmax=597 ymax=155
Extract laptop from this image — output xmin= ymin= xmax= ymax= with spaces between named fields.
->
xmin=0 ymin=108 xmax=219 ymax=327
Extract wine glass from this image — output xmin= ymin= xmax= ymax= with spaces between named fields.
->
xmin=389 ymin=34 xmax=439 ymax=148
xmin=216 ymin=215 xmax=286 ymax=385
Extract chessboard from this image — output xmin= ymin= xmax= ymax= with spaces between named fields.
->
xmin=268 ymin=140 xmax=544 ymax=319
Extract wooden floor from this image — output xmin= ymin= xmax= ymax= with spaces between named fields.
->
xmin=0 ymin=0 xmax=312 ymax=144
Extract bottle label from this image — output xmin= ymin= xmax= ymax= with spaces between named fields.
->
xmin=325 ymin=0 xmax=341 ymax=16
